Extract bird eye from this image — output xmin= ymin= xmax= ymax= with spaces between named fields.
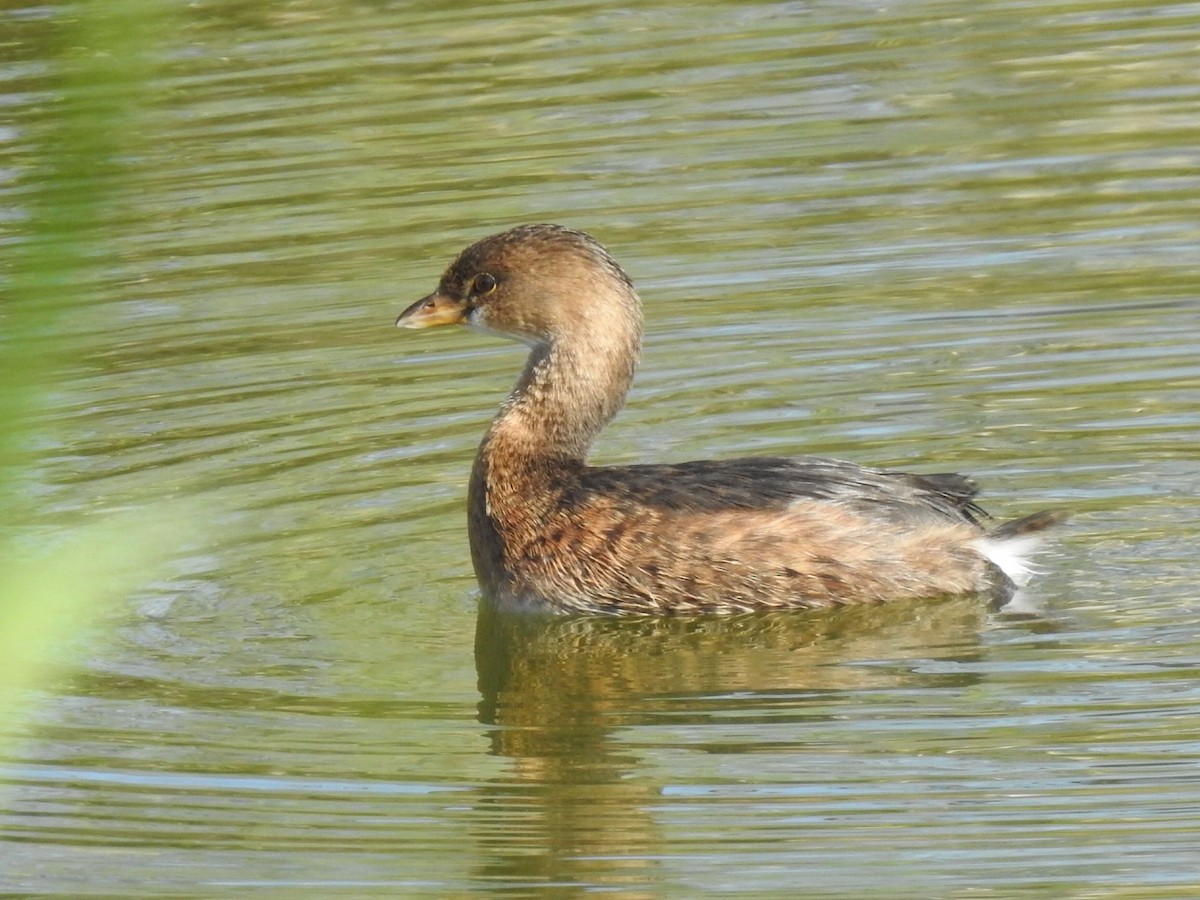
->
xmin=472 ymin=273 xmax=497 ymax=296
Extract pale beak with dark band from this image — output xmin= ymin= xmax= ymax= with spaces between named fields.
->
xmin=396 ymin=292 xmax=468 ymax=329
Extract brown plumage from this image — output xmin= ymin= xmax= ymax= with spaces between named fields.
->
xmin=397 ymin=224 xmax=1065 ymax=615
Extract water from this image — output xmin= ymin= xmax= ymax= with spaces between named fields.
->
xmin=3 ymin=0 xmax=1200 ymax=895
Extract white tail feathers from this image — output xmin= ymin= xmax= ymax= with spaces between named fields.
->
xmin=975 ymin=509 xmax=1068 ymax=588
xmin=974 ymin=532 xmax=1047 ymax=587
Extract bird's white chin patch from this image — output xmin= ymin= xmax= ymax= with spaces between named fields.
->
xmin=466 ymin=310 xmax=541 ymax=348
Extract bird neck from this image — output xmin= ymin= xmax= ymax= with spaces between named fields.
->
xmin=467 ymin=283 xmax=643 ymax=569
xmin=482 ymin=311 xmax=641 ymax=467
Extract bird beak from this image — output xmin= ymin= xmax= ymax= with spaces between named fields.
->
xmin=396 ymin=292 xmax=468 ymax=329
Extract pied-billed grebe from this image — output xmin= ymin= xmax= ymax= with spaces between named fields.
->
xmin=398 ymin=224 xmax=1064 ymax=615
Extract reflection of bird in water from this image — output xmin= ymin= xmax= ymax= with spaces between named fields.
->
xmin=470 ymin=597 xmax=1003 ymax=891
xmin=475 ymin=594 xmax=994 ymax=730
xmin=400 ymin=224 xmax=1066 ymax=615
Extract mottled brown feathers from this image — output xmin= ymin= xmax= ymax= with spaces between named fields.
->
xmin=403 ymin=224 xmax=1064 ymax=615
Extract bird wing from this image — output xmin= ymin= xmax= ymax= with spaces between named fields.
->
xmin=574 ymin=456 xmax=985 ymax=527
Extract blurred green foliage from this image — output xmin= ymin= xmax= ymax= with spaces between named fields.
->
xmin=1 ymin=1 xmax=179 ymax=723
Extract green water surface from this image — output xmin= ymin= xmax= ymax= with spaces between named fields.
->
xmin=2 ymin=1 xmax=1199 ymax=896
